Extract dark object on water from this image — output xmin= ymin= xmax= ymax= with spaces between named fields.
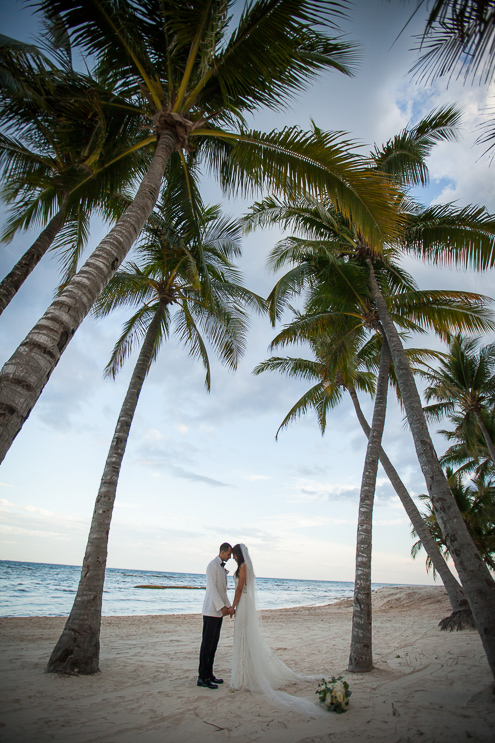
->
xmin=134 ymin=584 xmax=205 ymax=589
xmin=438 ymin=608 xmax=476 ymax=631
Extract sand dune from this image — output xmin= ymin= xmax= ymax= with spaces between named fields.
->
xmin=1 ymin=586 xmax=493 ymax=742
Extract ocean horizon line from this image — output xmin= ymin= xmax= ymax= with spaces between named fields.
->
xmin=0 ymin=557 xmax=433 ymax=587
xmin=0 ymin=559 xmax=439 ymax=619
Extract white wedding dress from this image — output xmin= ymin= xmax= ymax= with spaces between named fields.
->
xmin=230 ymin=544 xmax=323 ymax=716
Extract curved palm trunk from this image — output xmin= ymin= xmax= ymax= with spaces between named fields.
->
xmin=347 ymin=385 xmax=467 ymax=614
xmin=0 ymin=195 xmax=69 ymax=317
xmin=47 ymin=300 xmax=166 ymax=675
xmin=474 ymin=411 xmax=495 ymax=467
xmin=0 ymin=129 xmax=177 ymax=465
xmin=348 ymin=337 xmax=391 ymax=673
xmin=367 ymin=259 xmax=495 ymax=679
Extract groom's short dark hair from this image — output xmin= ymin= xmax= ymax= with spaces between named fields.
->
xmin=219 ymin=542 xmax=232 ymax=553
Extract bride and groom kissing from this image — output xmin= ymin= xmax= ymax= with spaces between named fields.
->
xmin=197 ymin=542 xmax=323 ymax=716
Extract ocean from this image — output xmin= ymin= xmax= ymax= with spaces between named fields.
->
xmin=0 ymin=559 xmax=389 ymax=617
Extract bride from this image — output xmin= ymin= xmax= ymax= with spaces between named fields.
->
xmin=229 ymin=543 xmax=323 ymax=716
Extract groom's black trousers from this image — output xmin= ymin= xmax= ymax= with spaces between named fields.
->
xmin=198 ymin=615 xmax=223 ymax=680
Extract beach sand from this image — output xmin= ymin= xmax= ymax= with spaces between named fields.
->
xmin=1 ymin=586 xmax=493 ymax=742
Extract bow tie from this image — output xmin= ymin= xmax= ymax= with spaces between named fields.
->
xmin=220 ymin=561 xmax=226 ymax=567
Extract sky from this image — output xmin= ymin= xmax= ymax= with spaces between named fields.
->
xmin=0 ymin=0 xmax=494 ymax=585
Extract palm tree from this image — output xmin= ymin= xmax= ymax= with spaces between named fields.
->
xmin=420 ymin=335 xmax=495 ymax=466
xmin=254 ymin=330 xmax=468 ymax=620
xmin=0 ymin=31 xmax=148 ymax=313
xmin=46 ymin=196 xmax=260 ymax=674
xmin=412 ymin=467 xmax=495 ymax=573
xmin=363 ymin=112 xmax=495 ymax=679
xmin=254 ymin=251 xmax=488 ymax=671
xmin=0 ymin=0 xmax=401 ymax=464
xmin=366 ymin=260 xmax=495 ymax=679
xmin=245 ymin=104 xmax=495 ymax=674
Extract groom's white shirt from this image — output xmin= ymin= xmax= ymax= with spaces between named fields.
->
xmin=202 ymin=556 xmax=231 ymax=618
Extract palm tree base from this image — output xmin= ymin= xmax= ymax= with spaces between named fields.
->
xmin=438 ymin=608 xmax=476 ymax=632
xmin=46 ymin=625 xmax=100 ymax=675
xmin=347 ymin=662 xmax=374 ymax=674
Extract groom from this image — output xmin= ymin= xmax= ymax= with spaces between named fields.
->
xmin=197 ymin=542 xmax=233 ymax=689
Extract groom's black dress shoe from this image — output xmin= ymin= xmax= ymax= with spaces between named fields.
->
xmin=197 ymin=678 xmax=218 ymax=689
xmin=210 ymin=676 xmax=224 ymax=684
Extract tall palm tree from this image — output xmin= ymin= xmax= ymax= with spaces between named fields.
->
xmin=254 ymin=251 xmax=489 ymax=671
xmin=0 ymin=0 xmax=401 ymax=464
xmin=245 ymin=104 xmax=495 ymax=674
xmin=366 ymin=260 xmax=495 ymax=679
xmin=254 ymin=331 xmax=468 ymax=619
xmin=420 ymin=335 xmax=495 ymax=466
xmin=368 ymin=121 xmax=495 ymax=666
xmin=364 ymin=111 xmax=495 ymax=679
xmin=348 ymin=334 xmax=390 ymax=671
xmin=0 ymin=32 xmax=149 ymax=313
xmin=47 ymin=197 xmax=260 ymax=674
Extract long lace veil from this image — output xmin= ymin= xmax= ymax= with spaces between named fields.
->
xmin=237 ymin=544 xmax=323 ymax=717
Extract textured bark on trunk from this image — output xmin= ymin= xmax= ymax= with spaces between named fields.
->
xmin=474 ymin=410 xmax=495 ymax=467
xmin=348 ymin=385 xmax=467 ymax=614
xmin=0 ymin=130 xmax=176 ymax=465
xmin=47 ymin=301 xmax=166 ymax=675
xmin=0 ymin=195 xmax=69 ymax=317
xmin=348 ymin=338 xmax=391 ymax=673
xmin=367 ymin=260 xmax=495 ymax=680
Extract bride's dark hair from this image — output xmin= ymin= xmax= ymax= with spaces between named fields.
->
xmin=232 ymin=544 xmax=244 ymax=578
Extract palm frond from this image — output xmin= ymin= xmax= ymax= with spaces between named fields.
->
xmin=199 ymin=123 xmax=402 ymax=246
xmin=402 ymin=203 xmax=495 ymax=271
xmin=372 ymin=104 xmax=461 ymax=187
xmin=411 ymin=0 xmax=495 ymax=85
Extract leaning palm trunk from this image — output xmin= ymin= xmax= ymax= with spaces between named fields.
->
xmin=367 ymin=259 xmax=495 ymax=679
xmin=47 ymin=300 xmax=167 ymax=675
xmin=474 ymin=411 xmax=495 ymax=467
xmin=348 ymin=337 xmax=391 ymax=673
xmin=347 ymin=384 xmax=468 ymax=617
xmin=0 ymin=195 xmax=69 ymax=316
xmin=0 ymin=127 xmax=177 ymax=465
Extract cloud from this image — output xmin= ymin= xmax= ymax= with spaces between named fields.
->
xmin=290 ymin=480 xmax=360 ymax=503
xmin=241 ymin=473 xmax=272 ymax=482
xmin=374 ymin=518 xmax=409 ymax=527
xmin=147 ymin=429 xmax=164 ymax=441
xmin=131 ymin=433 xmax=232 ymax=487
xmin=294 ymin=465 xmax=330 ymax=478
xmin=168 ymin=465 xmax=232 ymax=488
xmin=0 ymin=524 xmax=72 ymax=541
xmin=262 ymin=512 xmax=352 ymax=530
xmin=137 ymin=458 xmax=233 ymax=488
xmin=0 ymin=499 xmax=88 ymax=542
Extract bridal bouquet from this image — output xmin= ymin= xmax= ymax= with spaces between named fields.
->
xmin=316 ymin=676 xmax=351 ymax=713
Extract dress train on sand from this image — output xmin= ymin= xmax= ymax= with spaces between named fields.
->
xmin=230 ymin=544 xmax=323 ymax=717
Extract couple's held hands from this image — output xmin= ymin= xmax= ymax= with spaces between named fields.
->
xmin=221 ymin=605 xmax=235 ymax=617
